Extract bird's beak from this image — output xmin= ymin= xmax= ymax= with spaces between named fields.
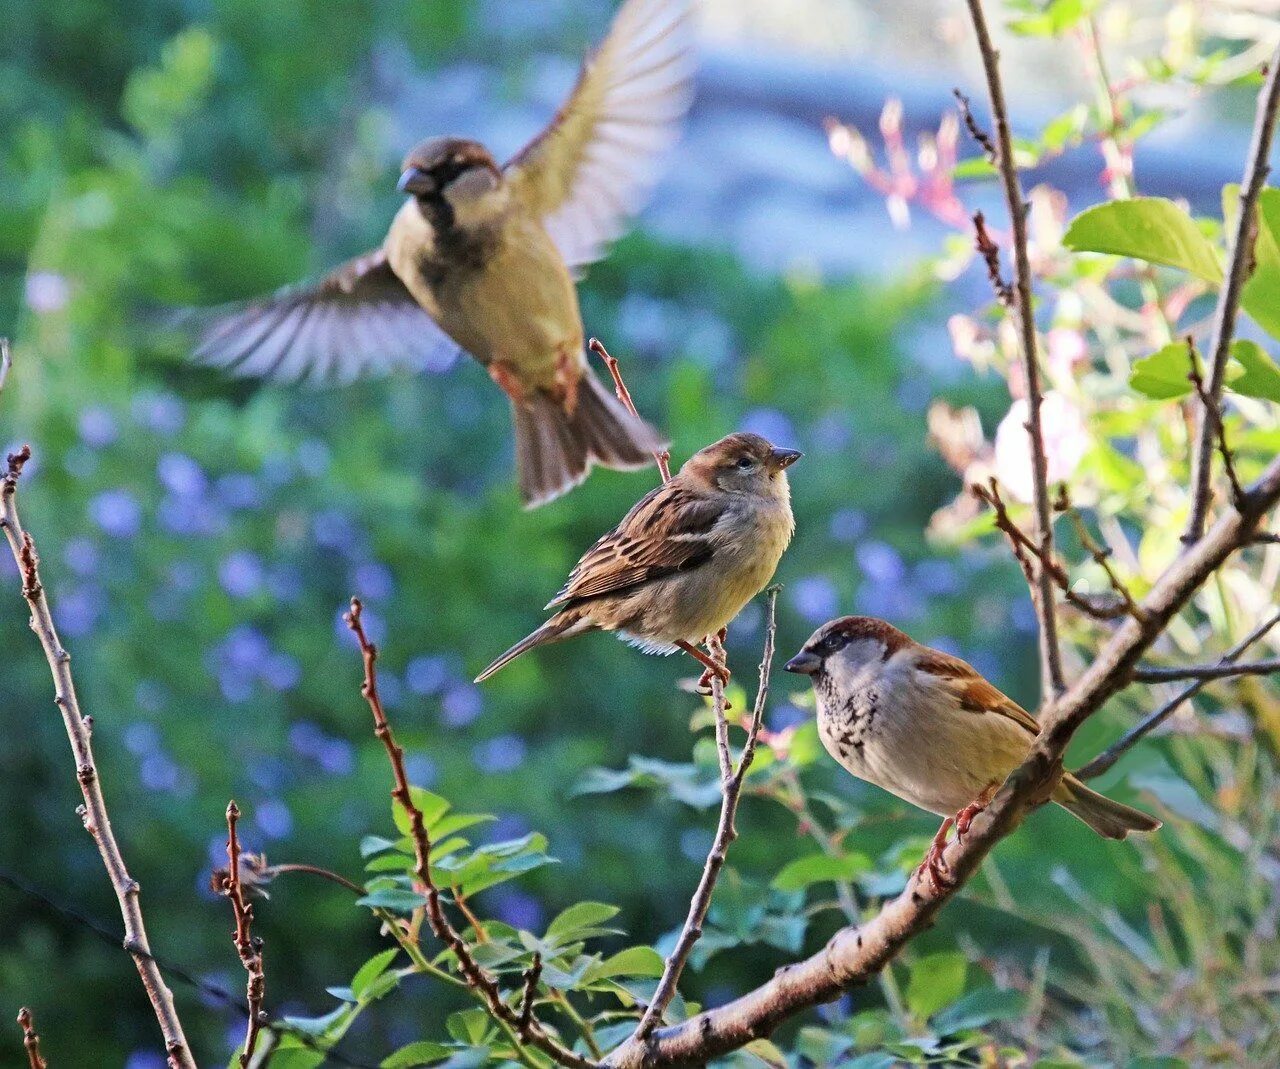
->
xmin=397 ymin=166 xmax=434 ymax=196
xmin=784 ymin=650 xmax=822 ymax=675
xmin=769 ymin=448 xmax=803 ymax=471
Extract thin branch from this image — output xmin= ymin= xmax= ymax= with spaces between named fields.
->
xmin=518 ymin=954 xmax=542 ymax=1039
xmin=1131 ymin=658 xmax=1280 ymax=683
xmin=1183 ymin=44 xmax=1280 ymax=544
xmin=343 ymin=599 xmax=594 ymax=1069
xmin=627 ymin=588 xmax=777 ymax=1044
xmin=0 ymin=338 xmax=11 ymax=395
xmin=972 ymin=211 xmax=1013 ymax=306
xmin=1079 ymin=608 xmax=1280 ymax=779
xmin=588 ymin=337 xmax=672 ymax=482
xmin=16 ymin=1008 xmax=47 ymax=1069
xmin=217 ymin=802 xmax=266 ymax=1068
xmin=603 ymin=451 xmax=1280 ymax=1069
xmin=1056 ymin=486 xmax=1147 ymax=622
xmin=952 ymin=89 xmax=996 ymax=162
xmin=964 ymin=0 xmax=1066 ymax=699
xmin=0 ymin=447 xmax=195 ymax=1069
xmin=1187 ymin=339 xmax=1244 ymax=507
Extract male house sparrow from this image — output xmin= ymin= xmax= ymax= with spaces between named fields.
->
xmin=189 ymin=0 xmax=693 ymax=507
xmin=785 ymin=616 xmax=1160 ymax=884
xmin=476 ymin=433 xmax=801 ymax=682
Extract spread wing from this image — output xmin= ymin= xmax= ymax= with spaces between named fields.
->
xmin=916 ymin=649 xmax=1042 ymax=737
xmin=505 ymin=0 xmax=695 ymax=275
xmin=186 ymin=249 xmax=459 ymax=384
xmin=549 ymin=479 xmax=721 ymax=607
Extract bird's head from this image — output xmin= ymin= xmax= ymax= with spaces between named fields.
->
xmin=784 ymin=616 xmax=912 ymax=680
xmin=682 ymin=432 xmax=802 ymax=496
xmin=397 ymin=138 xmax=502 ymax=202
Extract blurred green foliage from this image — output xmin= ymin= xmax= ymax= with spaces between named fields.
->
xmin=2 ymin=2 xmax=1275 ymax=1068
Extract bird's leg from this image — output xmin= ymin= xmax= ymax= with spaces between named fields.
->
xmin=488 ymin=361 xmax=528 ymax=407
xmin=954 ymin=783 xmax=999 ymax=841
xmin=675 ymin=640 xmax=731 ymax=692
xmin=554 ymin=344 xmax=581 ymax=416
xmin=915 ymin=816 xmax=956 ymax=893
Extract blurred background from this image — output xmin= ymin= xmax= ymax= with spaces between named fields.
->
xmin=2 ymin=1 xmax=1279 ymax=1065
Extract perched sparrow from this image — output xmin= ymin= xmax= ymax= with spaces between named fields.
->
xmin=476 ymin=433 xmax=801 ymax=682
xmin=188 ymin=0 xmax=694 ymax=507
xmin=785 ymin=616 xmax=1160 ymax=884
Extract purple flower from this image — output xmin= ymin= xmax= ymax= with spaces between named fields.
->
xmin=63 ymin=537 xmax=100 ymax=577
xmin=124 ymin=722 xmax=162 ymax=756
xmin=54 ymin=585 xmax=102 ymax=636
xmin=132 ymin=392 xmax=186 ymax=436
xmin=404 ymin=753 xmax=438 ymax=787
xmin=135 ymin=681 xmax=168 ymax=713
xmin=336 ymin=604 xmax=383 ymax=646
xmin=218 ymin=551 xmax=263 ymax=599
xmin=158 ymin=494 xmax=223 ymax=536
xmin=89 ymin=489 xmax=141 ymax=538
xmin=829 ymin=508 xmax=867 ymax=543
xmin=315 ymin=510 xmax=359 ymax=551
xmin=288 ymin=721 xmax=325 ymax=758
xmin=215 ymin=473 xmax=262 ymax=510
xmin=855 ymin=541 xmax=905 ymax=586
xmin=262 ymin=652 xmax=301 ymax=691
xmin=297 ymin=439 xmax=331 ymax=478
xmin=914 ymin=559 xmax=961 ymax=597
xmin=441 ymin=683 xmax=482 ymax=727
xmin=406 ymin=655 xmax=451 ymax=696
xmin=790 ymin=575 xmax=838 ymax=623
xmin=267 ymin=565 xmax=303 ymax=604
xmin=219 ymin=625 xmax=271 ymax=673
xmin=25 ymin=271 xmax=70 ymax=314
xmin=254 ymin=799 xmax=294 ymax=839
xmin=769 ymin=703 xmax=809 ymax=731
xmin=318 ymin=739 xmax=355 ymax=776
xmin=157 ymin=453 xmax=207 ymax=498
xmin=78 ymin=406 xmax=119 ymax=449
xmin=487 ymin=887 xmax=543 ymax=932
xmin=124 ymin=1052 xmax=169 ymax=1069
xmin=740 ymin=408 xmax=798 ymax=448
xmin=473 ymin=734 xmax=527 ymax=773
xmin=140 ymin=753 xmax=181 ymax=793
xmin=352 ymin=561 xmax=395 ymax=600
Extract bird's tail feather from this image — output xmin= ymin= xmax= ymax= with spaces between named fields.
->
xmin=512 ymin=370 xmax=666 ymax=508
xmin=474 ymin=611 xmax=592 ymax=683
xmin=1053 ymin=774 xmax=1162 ymax=840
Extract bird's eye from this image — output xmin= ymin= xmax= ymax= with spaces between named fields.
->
xmin=736 ymin=457 xmax=754 ymax=469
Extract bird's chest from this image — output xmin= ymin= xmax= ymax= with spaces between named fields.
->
xmin=816 ymin=675 xmax=881 ymax=774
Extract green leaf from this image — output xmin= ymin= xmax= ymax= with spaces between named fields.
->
xmin=357 ymin=888 xmax=429 ymax=912
xmin=1226 ymin=186 xmax=1280 ymax=340
xmin=1130 ymin=342 xmax=1196 ymax=399
xmin=546 ymin=901 xmax=621 ymax=942
xmin=1229 ymin=340 xmax=1280 ymax=402
xmin=1007 ymin=0 xmax=1100 ymax=36
xmin=589 ymin=945 xmax=665 ymax=980
xmin=262 ymin=1047 xmax=326 ymax=1069
xmin=393 ymin=788 xmax=451 ymax=837
xmin=771 ymin=852 xmax=871 ymax=892
xmin=445 ymin=1007 xmax=492 ymax=1046
xmin=932 ymin=986 xmax=1026 ymax=1034
xmin=351 ymin=948 xmax=400 ymax=1000
xmin=905 ymin=951 xmax=969 ymax=1018
xmin=381 ymin=1041 xmax=453 ymax=1068
xmin=283 ymin=1004 xmax=353 ymax=1040
xmin=1063 ymin=198 xmax=1222 ymax=282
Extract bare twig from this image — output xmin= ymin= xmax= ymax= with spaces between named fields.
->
xmin=1131 ymin=659 xmax=1280 ymax=683
xmin=0 ymin=448 xmax=195 ymax=1069
xmin=344 ymin=599 xmax=593 ymax=1069
xmin=16 ymin=1008 xmax=47 ymax=1069
xmin=588 ymin=337 xmax=672 ymax=481
xmin=0 ymin=338 xmax=11 ymax=395
xmin=604 ymin=451 xmax=1280 ymax=1069
xmin=217 ymin=802 xmax=266 ymax=1067
xmin=952 ymin=89 xmax=996 ymax=162
xmin=1187 ymin=340 xmax=1244 ymax=507
xmin=1183 ymin=44 xmax=1280 ymax=544
xmin=1057 ymin=487 xmax=1147 ymax=622
xmin=972 ymin=211 xmax=1013 ymax=306
xmin=628 ymin=588 xmax=777 ymax=1044
xmin=964 ymin=0 xmax=1066 ymax=699
xmin=1079 ymin=609 xmax=1280 ymax=779
xmin=518 ymin=954 xmax=542 ymax=1039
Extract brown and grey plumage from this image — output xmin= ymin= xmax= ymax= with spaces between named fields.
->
xmin=187 ymin=0 xmax=695 ymax=507
xmin=476 ymin=432 xmax=802 ymax=682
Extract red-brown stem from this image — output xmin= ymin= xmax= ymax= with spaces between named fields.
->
xmin=0 ymin=448 xmax=195 ymax=1069
xmin=221 ymin=802 xmax=265 ymax=1067
xmin=16 ymin=1008 xmax=47 ymax=1069
xmin=343 ymin=599 xmax=593 ymax=1069
xmin=588 ymin=337 xmax=672 ymax=481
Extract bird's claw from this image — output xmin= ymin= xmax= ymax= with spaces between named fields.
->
xmin=915 ymin=816 xmax=956 ymax=893
xmin=954 ymin=785 xmax=998 ymax=842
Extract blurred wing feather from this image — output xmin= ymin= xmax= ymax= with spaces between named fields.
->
xmin=505 ymin=0 xmax=695 ymax=274
xmin=187 ymin=249 xmax=459 ymax=383
xmin=916 ymin=649 xmax=1043 ymax=737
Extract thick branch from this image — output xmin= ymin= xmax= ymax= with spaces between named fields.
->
xmin=603 ymin=432 xmax=1280 ymax=1069
xmin=1183 ymin=44 xmax=1280 ymax=544
xmin=1078 ymin=608 xmax=1280 ymax=779
xmin=344 ymin=599 xmax=593 ymax=1069
xmin=0 ymin=449 xmax=196 ymax=1069
xmin=964 ymin=0 xmax=1065 ymax=698
xmin=17 ymin=1008 xmax=47 ymax=1069
xmin=630 ymin=589 xmax=777 ymax=1043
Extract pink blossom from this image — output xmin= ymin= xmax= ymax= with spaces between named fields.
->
xmin=994 ymin=391 xmax=1087 ymax=502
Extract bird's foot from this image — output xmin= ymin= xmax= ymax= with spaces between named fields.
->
xmin=915 ymin=816 xmax=956 ymax=893
xmin=676 ymin=640 xmax=732 ymax=697
xmin=489 ymin=361 xmax=528 ymax=407
xmin=954 ymin=784 xmax=998 ymax=842
xmin=554 ymin=346 xmax=581 ymax=415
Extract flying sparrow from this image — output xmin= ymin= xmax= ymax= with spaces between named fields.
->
xmin=785 ymin=616 xmax=1160 ymax=887
xmin=187 ymin=0 xmax=694 ymax=507
xmin=476 ymin=433 xmax=801 ymax=683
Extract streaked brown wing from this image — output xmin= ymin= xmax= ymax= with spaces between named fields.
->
xmin=916 ymin=648 xmax=1042 ymax=736
xmin=188 ymin=249 xmax=459 ymax=384
xmin=548 ymin=479 xmax=721 ymax=606
xmin=504 ymin=0 xmax=694 ymax=275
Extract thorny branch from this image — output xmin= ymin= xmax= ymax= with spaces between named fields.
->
xmin=1183 ymin=43 xmax=1280 ymax=544
xmin=963 ymin=0 xmax=1066 ymax=699
xmin=216 ymin=803 xmax=266 ymax=1068
xmin=972 ymin=211 xmax=1013 ymax=306
xmin=1079 ymin=609 xmax=1280 ymax=780
xmin=627 ymin=589 xmax=778 ymax=1047
xmin=588 ymin=337 xmax=672 ymax=482
xmin=0 ymin=447 xmax=196 ymax=1069
xmin=344 ymin=599 xmax=594 ymax=1069
xmin=17 ymin=1008 xmax=47 ymax=1069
